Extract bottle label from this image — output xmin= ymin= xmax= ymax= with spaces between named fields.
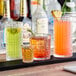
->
xmin=37 ymin=18 xmax=48 ymax=34
xmin=23 ymin=23 xmax=31 ymax=43
xmin=66 ymin=2 xmax=75 ymax=8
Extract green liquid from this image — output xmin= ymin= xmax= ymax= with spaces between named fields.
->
xmin=6 ymin=27 xmax=22 ymax=60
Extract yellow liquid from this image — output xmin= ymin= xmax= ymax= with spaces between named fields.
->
xmin=0 ymin=0 xmax=4 ymax=16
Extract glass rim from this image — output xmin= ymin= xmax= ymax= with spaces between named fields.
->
xmin=30 ymin=33 xmax=51 ymax=38
xmin=54 ymin=17 xmax=70 ymax=21
xmin=63 ymin=12 xmax=76 ymax=14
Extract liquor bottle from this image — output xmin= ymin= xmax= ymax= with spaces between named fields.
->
xmin=10 ymin=0 xmax=20 ymax=20
xmin=31 ymin=0 xmax=38 ymax=16
xmin=2 ymin=0 xmax=12 ymax=49
xmin=31 ymin=0 xmax=44 ymax=16
xmin=32 ymin=0 xmax=48 ymax=34
xmin=10 ymin=0 xmax=28 ymax=21
xmin=3 ymin=0 xmax=11 ymax=20
xmin=44 ymin=0 xmax=61 ymax=25
xmin=44 ymin=0 xmax=61 ymax=48
xmin=16 ymin=0 xmax=28 ymax=21
xmin=27 ymin=0 xmax=32 ymax=19
xmin=0 ymin=0 xmax=4 ymax=19
xmin=22 ymin=18 xmax=32 ymax=43
xmin=62 ymin=0 xmax=76 ymax=15
xmin=22 ymin=0 xmax=32 ymax=43
xmin=16 ymin=0 xmax=32 ymax=43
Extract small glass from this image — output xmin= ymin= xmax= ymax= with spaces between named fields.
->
xmin=22 ymin=43 xmax=33 ymax=63
xmin=30 ymin=34 xmax=51 ymax=60
xmin=54 ymin=17 xmax=72 ymax=58
xmin=6 ymin=21 xmax=23 ymax=61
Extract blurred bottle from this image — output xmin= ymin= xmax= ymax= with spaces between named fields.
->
xmin=17 ymin=0 xmax=32 ymax=43
xmin=2 ymin=0 xmax=12 ymax=50
xmin=44 ymin=0 xmax=61 ymax=48
xmin=0 ymin=0 xmax=4 ymax=19
xmin=44 ymin=0 xmax=61 ymax=24
xmin=62 ymin=0 xmax=75 ymax=15
xmin=32 ymin=0 xmax=48 ymax=34
xmin=31 ymin=0 xmax=38 ymax=16
xmin=10 ymin=0 xmax=31 ymax=21
xmin=10 ymin=0 xmax=20 ymax=20
xmin=16 ymin=0 xmax=28 ymax=21
xmin=27 ymin=0 xmax=32 ymax=19
xmin=22 ymin=18 xmax=32 ymax=43
xmin=0 ymin=22 xmax=5 ymax=52
xmin=3 ymin=0 xmax=11 ymax=20
xmin=62 ymin=0 xmax=76 ymax=46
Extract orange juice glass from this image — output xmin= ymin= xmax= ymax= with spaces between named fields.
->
xmin=30 ymin=34 xmax=51 ymax=60
xmin=54 ymin=18 xmax=72 ymax=58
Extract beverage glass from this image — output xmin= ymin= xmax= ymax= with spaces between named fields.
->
xmin=30 ymin=34 xmax=51 ymax=60
xmin=6 ymin=21 xmax=23 ymax=61
xmin=22 ymin=43 xmax=33 ymax=63
xmin=54 ymin=17 xmax=72 ymax=58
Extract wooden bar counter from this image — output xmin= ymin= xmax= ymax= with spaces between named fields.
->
xmin=0 ymin=46 xmax=76 ymax=76
xmin=0 ymin=61 xmax=76 ymax=76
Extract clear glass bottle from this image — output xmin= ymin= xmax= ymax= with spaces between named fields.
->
xmin=22 ymin=18 xmax=32 ymax=43
xmin=10 ymin=0 xmax=21 ymax=20
xmin=32 ymin=0 xmax=48 ymax=34
xmin=44 ymin=0 xmax=61 ymax=48
xmin=16 ymin=0 xmax=28 ymax=21
xmin=31 ymin=0 xmax=38 ymax=16
xmin=18 ymin=0 xmax=32 ymax=44
xmin=44 ymin=0 xmax=61 ymax=25
xmin=2 ymin=0 xmax=12 ymax=50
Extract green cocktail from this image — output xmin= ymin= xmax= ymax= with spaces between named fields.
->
xmin=6 ymin=27 xmax=22 ymax=60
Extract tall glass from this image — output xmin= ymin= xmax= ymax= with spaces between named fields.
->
xmin=30 ymin=34 xmax=51 ymax=60
xmin=54 ymin=17 xmax=72 ymax=58
xmin=6 ymin=21 xmax=22 ymax=61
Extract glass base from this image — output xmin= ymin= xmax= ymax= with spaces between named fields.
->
xmin=6 ymin=56 xmax=22 ymax=61
xmin=23 ymin=60 xmax=33 ymax=63
xmin=34 ymin=57 xmax=50 ymax=61
xmin=54 ymin=54 xmax=72 ymax=58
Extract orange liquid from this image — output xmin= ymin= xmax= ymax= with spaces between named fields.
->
xmin=30 ymin=36 xmax=50 ymax=59
xmin=22 ymin=48 xmax=33 ymax=62
xmin=54 ymin=20 xmax=72 ymax=57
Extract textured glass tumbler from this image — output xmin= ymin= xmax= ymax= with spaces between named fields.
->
xmin=6 ymin=21 xmax=23 ymax=61
xmin=30 ymin=34 xmax=51 ymax=60
xmin=54 ymin=17 xmax=72 ymax=58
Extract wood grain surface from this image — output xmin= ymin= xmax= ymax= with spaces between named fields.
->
xmin=0 ymin=61 xmax=76 ymax=76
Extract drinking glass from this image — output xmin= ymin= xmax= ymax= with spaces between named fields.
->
xmin=30 ymin=34 xmax=51 ymax=60
xmin=54 ymin=17 xmax=72 ymax=58
xmin=6 ymin=21 xmax=23 ymax=61
xmin=22 ymin=43 xmax=33 ymax=63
